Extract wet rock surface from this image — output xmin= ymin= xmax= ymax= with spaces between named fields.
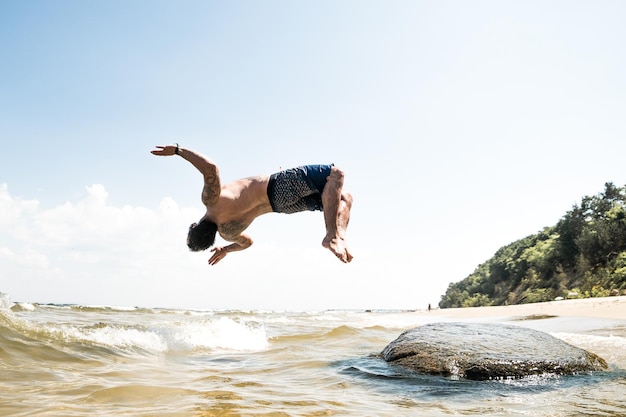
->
xmin=381 ymin=322 xmax=607 ymax=380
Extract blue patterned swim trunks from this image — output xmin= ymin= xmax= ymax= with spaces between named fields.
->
xmin=267 ymin=164 xmax=334 ymax=214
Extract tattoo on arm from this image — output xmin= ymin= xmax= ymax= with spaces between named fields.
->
xmin=202 ymin=172 xmax=221 ymax=205
xmin=174 ymin=148 xmax=221 ymax=205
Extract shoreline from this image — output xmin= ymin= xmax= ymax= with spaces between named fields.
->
xmin=429 ymin=296 xmax=626 ymax=320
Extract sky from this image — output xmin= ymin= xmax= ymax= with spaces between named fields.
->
xmin=1 ymin=0 xmax=626 ymax=311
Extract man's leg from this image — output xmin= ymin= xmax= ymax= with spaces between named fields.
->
xmin=321 ymin=166 xmax=353 ymax=263
xmin=338 ymin=192 xmax=353 ymax=239
xmin=338 ymin=191 xmax=353 ymax=261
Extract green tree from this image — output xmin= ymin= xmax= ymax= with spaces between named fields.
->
xmin=439 ymin=182 xmax=626 ymax=308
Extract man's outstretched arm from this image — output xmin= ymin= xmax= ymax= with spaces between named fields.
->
xmin=151 ymin=145 xmax=221 ymax=205
xmin=208 ymin=233 xmax=253 ymax=265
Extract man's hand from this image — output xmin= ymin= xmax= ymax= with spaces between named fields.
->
xmin=208 ymin=246 xmax=229 ymax=265
xmin=151 ymin=145 xmax=177 ymax=156
xmin=207 ymin=236 xmax=253 ymax=266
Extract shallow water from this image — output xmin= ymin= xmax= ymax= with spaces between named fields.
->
xmin=1 ymin=294 xmax=625 ymax=416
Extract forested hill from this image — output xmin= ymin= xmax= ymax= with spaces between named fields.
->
xmin=439 ymin=182 xmax=626 ymax=308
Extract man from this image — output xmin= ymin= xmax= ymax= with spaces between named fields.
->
xmin=151 ymin=144 xmax=353 ymax=265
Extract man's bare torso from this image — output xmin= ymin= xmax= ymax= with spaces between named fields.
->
xmin=205 ymin=175 xmax=274 ymax=239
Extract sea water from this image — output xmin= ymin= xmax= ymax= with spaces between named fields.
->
xmin=0 ymin=293 xmax=624 ymax=416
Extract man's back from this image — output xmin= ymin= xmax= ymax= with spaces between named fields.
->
xmin=206 ymin=175 xmax=273 ymax=236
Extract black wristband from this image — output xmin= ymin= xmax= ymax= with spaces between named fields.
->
xmin=175 ymin=143 xmax=179 ymax=155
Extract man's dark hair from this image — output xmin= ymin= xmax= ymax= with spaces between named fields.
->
xmin=187 ymin=219 xmax=218 ymax=251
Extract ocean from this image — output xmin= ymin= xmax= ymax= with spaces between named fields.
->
xmin=1 ymin=292 xmax=625 ymax=417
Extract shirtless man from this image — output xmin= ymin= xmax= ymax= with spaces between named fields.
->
xmin=151 ymin=144 xmax=353 ymax=265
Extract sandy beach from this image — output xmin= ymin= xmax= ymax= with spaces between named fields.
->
xmin=430 ymin=295 xmax=626 ymax=320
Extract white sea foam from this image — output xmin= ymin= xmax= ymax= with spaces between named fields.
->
xmin=57 ymin=325 xmax=168 ymax=352
xmin=162 ymin=317 xmax=269 ymax=352
xmin=0 ymin=292 xmax=13 ymax=311
xmin=53 ymin=316 xmax=269 ymax=354
xmin=553 ymin=332 xmax=626 ymax=368
xmin=15 ymin=302 xmax=36 ymax=311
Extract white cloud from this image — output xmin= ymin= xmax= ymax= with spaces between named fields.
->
xmin=0 ymin=183 xmax=40 ymax=229
xmin=0 ymin=184 xmax=355 ymax=310
xmin=0 ymin=183 xmax=444 ymax=311
xmin=0 ymin=183 xmax=208 ymax=307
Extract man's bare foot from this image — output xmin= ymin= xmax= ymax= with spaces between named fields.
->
xmin=322 ymin=237 xmax=353 ymax=263
xmin=345 ymin=246 xmax=353 ymax=262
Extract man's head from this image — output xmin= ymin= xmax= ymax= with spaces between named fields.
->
xmin=187 ymin=218 xmax=218 ymax=251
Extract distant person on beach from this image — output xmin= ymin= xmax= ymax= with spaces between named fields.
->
xmin=151 ymin=144 xmax=353 ymax=265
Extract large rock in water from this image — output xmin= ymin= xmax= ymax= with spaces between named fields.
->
xmin=381 ymin=322 xmax=607 ymax=380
